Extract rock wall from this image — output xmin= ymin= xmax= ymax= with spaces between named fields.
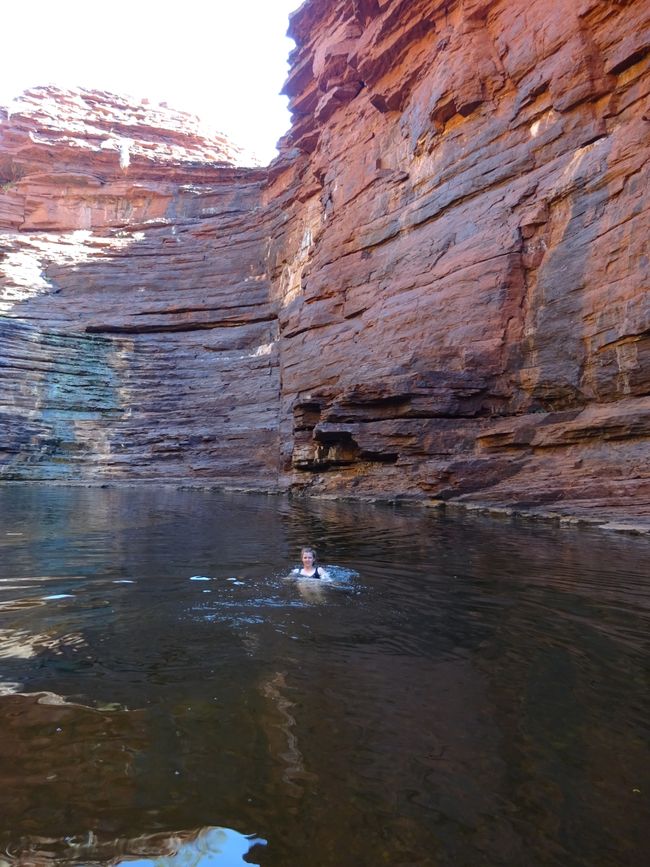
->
xmin=0 ymin=88 xmax=279 ymax=484
xmin=269 ymin=0 xmax=650 ymax=521
xmin=1 ymin=1 xmax=649 ymax=523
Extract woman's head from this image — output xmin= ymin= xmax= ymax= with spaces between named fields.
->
xmin=301 ymin=546 xmax=316 ymax=566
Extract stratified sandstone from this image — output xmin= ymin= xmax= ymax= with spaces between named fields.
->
xmin=1 ymin=1 xmax=649 ymax=525
xmin=269 ymin=0 xmax=650 ymax=523
xmin=0 ymin=88 xmax=278 ymax=485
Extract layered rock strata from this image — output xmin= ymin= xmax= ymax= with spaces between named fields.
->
xmin=269 ymin=0 xmax=650 ymax=522
xmin=1 ymin=0 xmax=649 ymax=524
xmin=0 ymin=88 xmax=279 ymax=484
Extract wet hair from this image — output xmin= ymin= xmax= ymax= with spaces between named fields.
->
xmin=301 ymin=546 xmax=317 ymax=561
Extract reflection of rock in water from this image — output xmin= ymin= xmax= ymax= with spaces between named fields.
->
xmin=0 ymin=692 xmax=149 ymax=856
xmin=5 ymin=825 xmax=266 ymax=866
xmin=260 ymin=671 xmax=317 ymax=798
xmin=114 ymin=826 xmax=267 ymax=867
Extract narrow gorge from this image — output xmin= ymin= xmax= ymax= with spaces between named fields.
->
xmin=1 ymin=0 xmax=648 ymax=528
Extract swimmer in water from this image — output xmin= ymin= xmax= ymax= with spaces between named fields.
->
xmin=289 ymin=546 xmax=330 ymax=581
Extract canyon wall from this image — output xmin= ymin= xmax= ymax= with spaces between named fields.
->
xmin=1 ymin=0 xmax=649 ymax=523
xmin=0 ymin=89 xmax=279 ymax=484
xmin=269 ymin=0 xmax=650 ymax=522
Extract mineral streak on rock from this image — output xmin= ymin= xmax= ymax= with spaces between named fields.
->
xmin=1 ymin=1 xmax=650 ymax=524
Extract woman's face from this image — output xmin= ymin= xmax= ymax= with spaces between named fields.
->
xmin=301 ymin=550 xmax=315 ymax=569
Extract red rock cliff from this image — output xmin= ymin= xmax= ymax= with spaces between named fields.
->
xmin=1 ymin=1 xmax=649 ymax=527
xmin=268 ymin=0 xmax=650 ymax=524
xmin=0 ymin=88 xmax=279 ymax=484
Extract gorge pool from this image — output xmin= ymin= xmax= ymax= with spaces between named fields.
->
xmin=0 ymin=486 xmax=648 ymax=867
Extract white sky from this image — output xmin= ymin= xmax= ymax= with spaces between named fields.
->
xmin=0 ymin=0 xmax=301 ymax=165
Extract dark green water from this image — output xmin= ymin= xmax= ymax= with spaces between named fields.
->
xmin=0 ymin=486 xmax=648 ymax=866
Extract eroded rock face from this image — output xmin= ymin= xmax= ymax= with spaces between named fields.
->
xmin=0 ymin=87 xmax=279 ymax=484
xmin=1 ymin=0 xmax=649 ymax=522
xmin=269 ymin=0 xmax=650 ymax=520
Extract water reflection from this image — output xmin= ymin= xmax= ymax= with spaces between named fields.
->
xmin=260 ymin=671 xmax=313 ymax=798
xmin=6 ymin=825 xmax=265 ymax=866
xmin=116 ymin=826 xmax=267 ymax=867
xmin=0 ymin=486 xmax=648 ymax=866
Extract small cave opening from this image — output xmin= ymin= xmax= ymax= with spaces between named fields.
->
xmin=313 ymin=428 xmax=360 ymax=467
xmin=359 ymin=450 xmax=398 ymax=464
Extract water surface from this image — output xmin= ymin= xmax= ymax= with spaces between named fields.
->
xmin=0 ymin=486 xmax=648 ymax=866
